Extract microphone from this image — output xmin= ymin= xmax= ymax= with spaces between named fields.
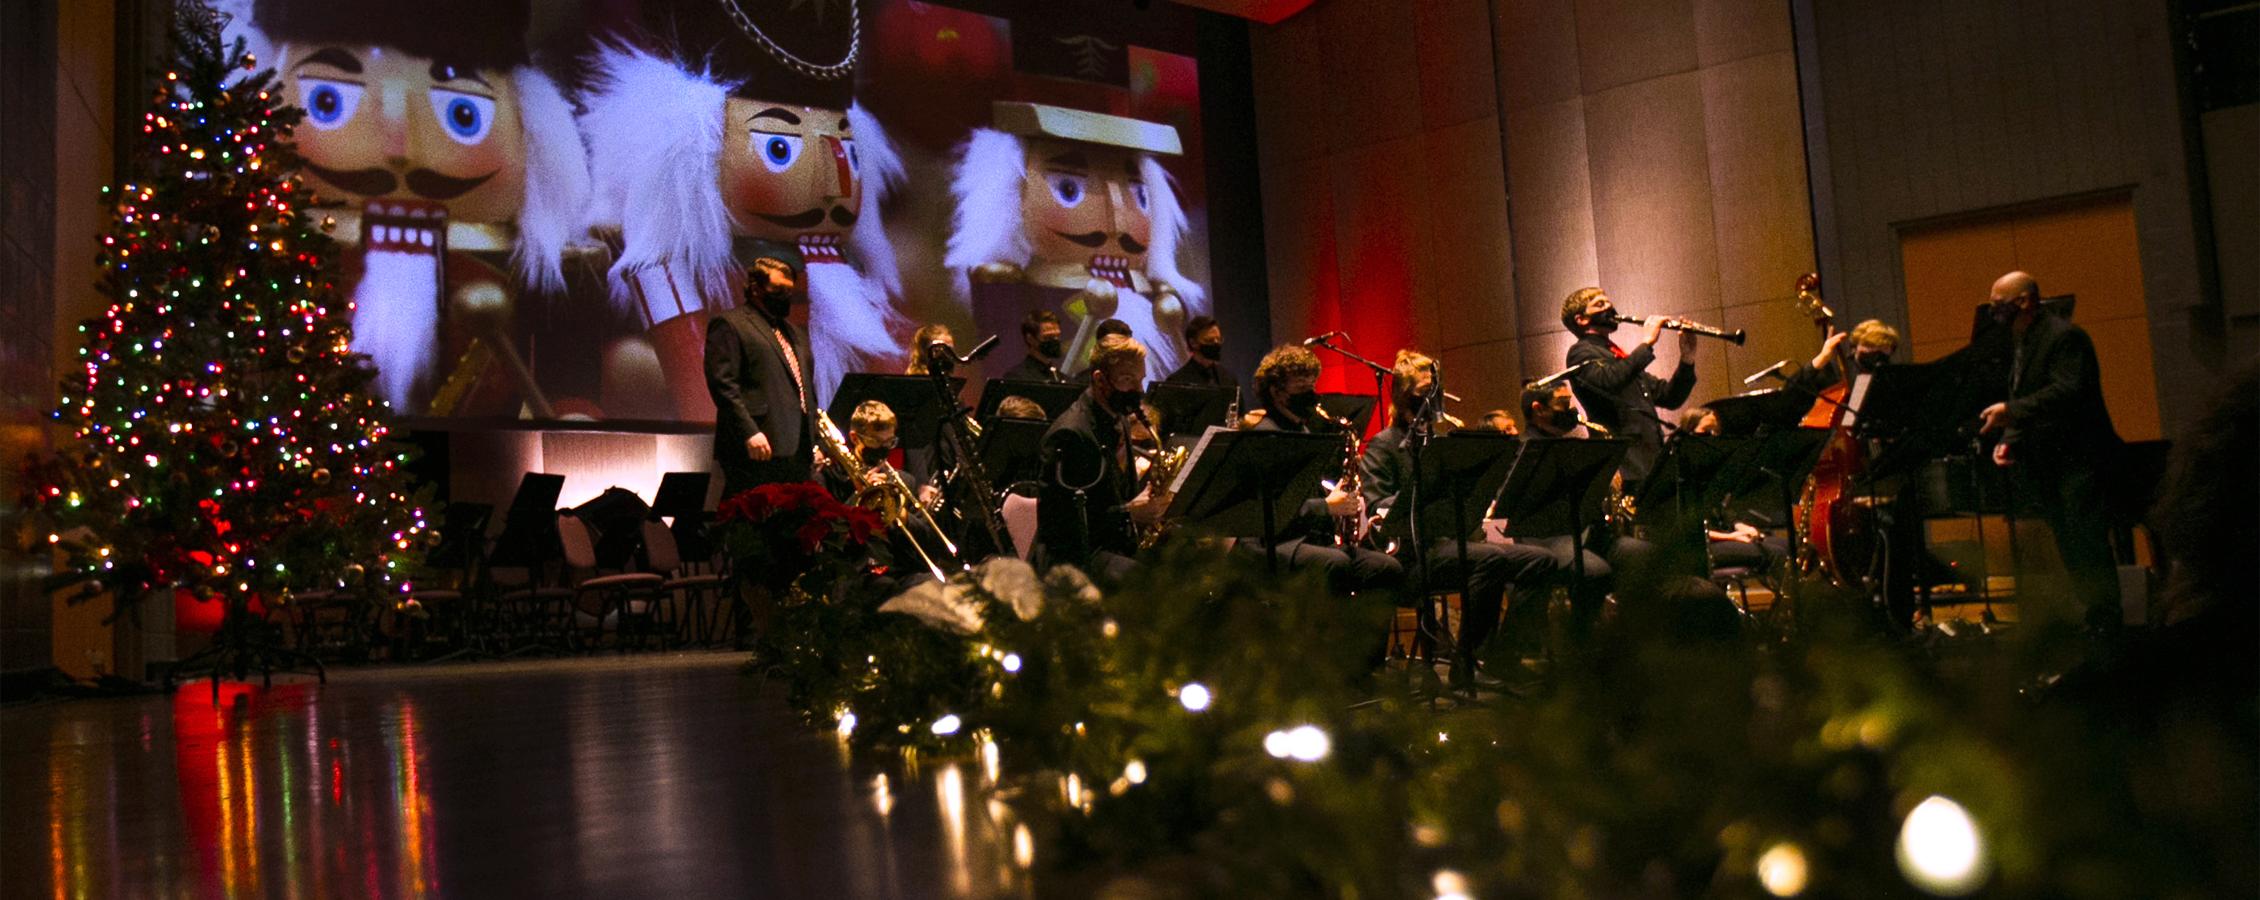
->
xmin=1301 ymin=330 xmax=1344 ymax=347
xmin=1527 ymin=359 xmax=1594 ymax=390
xmin=1743 ymin=359 xmax=1794 ymax=385
xmin=962 ymin=334 xmax=1001 ymax=363
xmin=928 ymin=334 xmax=1003 ymax=367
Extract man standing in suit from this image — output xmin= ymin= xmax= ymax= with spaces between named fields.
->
xmin=707 ymin=251 xmax=819 ymax=499
xmin=1000 ymin=310 xmax=1067 ymax=383
xmin=1561 ymin=287 xmax=1699 ymax=492
xmin=1977 ymin=270 xmax=2122 ymax=629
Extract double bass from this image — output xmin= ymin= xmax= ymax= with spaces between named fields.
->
xmin=1792 ymin=273 xmax=1873 ymax=584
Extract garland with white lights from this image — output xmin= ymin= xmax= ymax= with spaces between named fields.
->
xmin=737 ymin=543 xmax=2220 ymax=897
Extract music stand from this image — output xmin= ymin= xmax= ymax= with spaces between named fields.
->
xmin=830 ymin=374 xmax=964 ymax=450
xmin=489 ymin=472 xmax=565 ymax=571
xmin=1145 ymin=383 xmax=1237 ymax=440
xmin=1316 ymin=393 xmax=1379 ymax=434
xmin=1160 ymin=428 xmax=1341 ymax=571
xmin=1495 ymin=439 xmax=1630 ymax=589
xmin=1704 ymin=388 xmax=1809 ymax=438
xmin=651 ymin=471 xmax=714 ymax=566
xmin=1378 ymin=433 xmax=1522 ymax=651
xmin=976 ymin=417 xmax=1050 ymax=488
xmin=975 ymin=378 xmax=1085 ymax=423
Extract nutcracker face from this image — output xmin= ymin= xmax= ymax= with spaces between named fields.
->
xmin=717 ymin=97 xmax=862 ymax=242
xmin=279 ymin=43 xmax=527 ymax=233
xmin=1020 ymin=137 xmax=1152 ymax=274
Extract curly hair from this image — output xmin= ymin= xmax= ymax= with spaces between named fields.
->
xmin=1089 ymin=334 xmax=1148 ymax=377
xmin=1254 ymin=344 xmax=1322 ymax=396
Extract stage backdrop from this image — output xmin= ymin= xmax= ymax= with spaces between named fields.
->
xmin=219 ymin=0 xmax=1213 ymax=428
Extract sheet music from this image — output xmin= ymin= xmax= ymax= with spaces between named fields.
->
xmin=1845 ymin=372 xmax=1872 ymax=428
xmin=1170 ymin=425 xmax=1230 ymax=495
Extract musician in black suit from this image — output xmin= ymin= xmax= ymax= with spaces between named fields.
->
xmin=1162 ymin=315 xmax=1242 ymax=406
xmin=1978 ymin=271 xmax=2122 ymax=629
xmin=1001 ymin=309 xmax=1067 ymax=383
xmin=1561 ymin=287 xmax=1699 ymax=491
xmin=1361 ymin=351 xmax=1555 ymax=688
xmin=706 ymin=252 xmax=817 ymax=499
xmin=1246 ymin=344 xmax=1406 ymax=607
xmin=1035 ymin=335 xmax=1157 ymax=581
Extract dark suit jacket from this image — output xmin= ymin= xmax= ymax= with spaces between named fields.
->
xmin=1566 ymin=333 xmax=1696 ymax=485
xmin=1251 ymin=410 xmax=1346 ymax=541
xmin=706 ymin=305 xmax=815 ymax=475
xmin=1037 ymin=393 xmax=1138 ymax=566
xmin=1164 ymin=358 xmax=1238 ymax=389
xmin=2003 ymin=312 xmax=2118 ymax=461
xmin=1002 ymin=354 xmax=1064 ymax=384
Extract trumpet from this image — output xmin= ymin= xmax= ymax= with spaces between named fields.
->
xmin=1617 ymin=314 xmax=1746 ymax=345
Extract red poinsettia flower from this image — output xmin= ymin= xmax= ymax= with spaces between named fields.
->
xmin=795 ymin=516 xmax=835 ymax=555
xmin=842 ymin=505 xmax=883 ymax=546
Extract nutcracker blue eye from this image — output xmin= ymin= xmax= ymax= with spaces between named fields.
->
xmin=1049 ymin=174 xmax=1087 ymax=208
xmin=428 ymin=90 xmax=495 ymax=144
xmin=299 ymin=79 xmax=362 ymax=130
xmin=1130 ymin=182 xmax=1150 ymax=213
xmin=756 ymin=134 xmax=803 ymax=172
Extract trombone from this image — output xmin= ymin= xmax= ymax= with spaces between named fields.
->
xmin=813 ymin=411 xmax=962 ymax=581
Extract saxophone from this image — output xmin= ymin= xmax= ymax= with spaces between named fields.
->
xmin=1130 ymin=409 xmax=1189 ymax=550
xmin=813 ymin=411 xmax=960 ymax=580
xmin=1314 ymin=403 xmax=1371 ymax=547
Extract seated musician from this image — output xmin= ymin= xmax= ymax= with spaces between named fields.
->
xmin=1244 ymin=344 xmax=1407 ymax=612
xmin=898 ymin=322 xmax=963 ymax=510
xmin=997 ymin=395 xmax=1047 ymax=421
xmin=1510 ymin=381 xmax=1659 ymax=638
xmin=1471 ymin=408 xmax=1518 ymax=435
xmin=1683 ymin=406 xmax=1790 ymax=575
xmin=1035 ymin=335 xmax=1159 ymax=582
xmin=1002 ymin=310 xmax=1067 ymax=383
xmin=1521 ymin=383 xmax=1599 ymax=439
xmin=818 ymin=400 xmax=946 ymax=591
xmin=1163 ymin=315 xmax=1243 ymax=409
xmin=1787 ymin=319 xmax=1900 ymax=405
xmin=1361 ymin=351 xmax=1557 ymax=688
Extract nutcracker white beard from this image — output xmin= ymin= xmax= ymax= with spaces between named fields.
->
xmin=350 ymin=248 xmax=442 ymax=412
xmin=806 ymin=260 xmax=897 ymax=402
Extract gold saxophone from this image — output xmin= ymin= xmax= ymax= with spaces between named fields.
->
xmin=1314 ymin=403 xmax=1372 ymax=547
xmin=813 ymin=411 xmax=961 ymax=580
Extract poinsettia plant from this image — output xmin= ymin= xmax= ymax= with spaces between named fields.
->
xmin=716 ymin=481 xmax=888 ymax=596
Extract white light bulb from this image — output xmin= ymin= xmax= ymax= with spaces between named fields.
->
xmin=1263 ymin=730 xmax=1292 ymax=759
xmin=1179 ymin=682 xmax=1212 ymax=712
xmin=1756 ymin=842 xmax=1810 ymax=897
xmin=931 ymin=714 xmax=962 ymax=736
xmin=1001 ymin=653 xmax=1022 ymax=673
xmin=1285 ymin=725 xmax=1331 ymax=762
xmin=1896 ymin=795 xmax=1988 ymax=896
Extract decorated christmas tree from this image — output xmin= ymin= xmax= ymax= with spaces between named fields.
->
xmin=35 ymin=0 xmax=428 ymax=681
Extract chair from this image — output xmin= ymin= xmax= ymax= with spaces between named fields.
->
xmin=401 ymin=501 xmax=494 ymax=661
xmin=1001 ymin=494 xmax=1039 ymax=562
xmin=641 ymin=519 xmax=725 ymax=646
xmin=557 ymin=514 xmax=664 ymax=650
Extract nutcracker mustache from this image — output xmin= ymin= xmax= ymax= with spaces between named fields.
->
xmin=757 ymin=205 xmax=859 ymax=230
xmin=1055 ymin=230 xmax=1148 ymax=254
xmin=303 ymin=162 xmax=498 ymax=201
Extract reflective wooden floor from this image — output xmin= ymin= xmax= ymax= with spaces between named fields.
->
xmin=3 ymin=653 xmax=1025 ymax=899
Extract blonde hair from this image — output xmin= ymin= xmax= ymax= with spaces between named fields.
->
xmin=997 ymin=396 xmax=1045 ymax=420
xmin=850 ymin=399 xmax=897 ymax=433
xmin=1848 ymin=319 xmax=1901 ymax=351
xmin=1391 ymin=349 xmax=1437 ymax=421
xmin=905 ymin=323 xmax=954 ymax=375
xmin=1089 ymin=334 xmax=1148 ymax=376
xmin=1561 ymin=287 xmax=1606 ymax=330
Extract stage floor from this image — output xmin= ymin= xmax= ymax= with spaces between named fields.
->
xmin=2 ymin=653 xmax=1024 ymax=899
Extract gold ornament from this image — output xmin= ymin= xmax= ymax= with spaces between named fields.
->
xmin=311 ymin=467 xmax=332 ymax=485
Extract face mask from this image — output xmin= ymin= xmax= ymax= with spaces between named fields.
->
xmin=1037 ymin=338 xmax=1064 ymax=360
xmin=1549 ymin=408 xmax=1580 ymax=431
xmin=1987 ymin=298 xmax=2018 ymax=324
xmin=1855 ymin=351 xmax=1889 ymax=372
xmin=1195 ymin=342 xmax=1223 ymax=362
xmin=1587 ymin=309 xmax=1619 ymax=331
xmin=1107 ymin=387 xmax=1144 ymax=416
xmin=758 ymin=288 xmax=794 ymax=320
xmin=1285 ymin=390 xmax=1320 ymax=418
xmin=858 ymin=447 xmax=891 ymax=466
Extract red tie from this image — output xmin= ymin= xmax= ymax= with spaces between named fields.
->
xmin=773 ymin=327 xmax=809 ymax=409
xmin=1608 ymin=343 xmax=1628 ymax=360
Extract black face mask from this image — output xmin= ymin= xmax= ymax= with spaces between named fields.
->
xmin=858 ymin=447 xmax=891 ymax=466
xmin=1195 ymin=342 xmax=1223 ymax=362
xmin=1107 ymin=387 xmax=1144 ymax=416
xmin=757 ymin=288 xmax=794 ymax=320
xmin=1549 ymin=408 xmax=1580 ymax=432
xmin=1587 ymin=309 xmax=1620 ymax=331
xmin=1987 ymin=299 xmax=2019 ymax=325
xmin=1285 ymin=390 xmax=1320 ymax=419
xmin=1855 ymin=351 xmax=1889 ymax=372
xmin=1037 ymin=338 xmax=1064 ymax=360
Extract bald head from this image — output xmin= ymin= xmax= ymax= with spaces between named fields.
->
xmin=1989 ymin=270 xmax=2042 ymax=326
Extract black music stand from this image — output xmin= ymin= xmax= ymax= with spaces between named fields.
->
xmin=976 ymin=378 xmax=1085 ymax=423
xmin=651 ymin=471 xmax=715 ymax=568
xmin=1161 ymin=429 xmax=1340 ymax=571
xmin=1705 ymin=388 xmax=1810 ymax=437
xmin=976 ymin=417 xmax=1050 ymax=489
xmin=489 ymin=472 xmax=566 ymax=574
xmin=1379 ymin=432 xmax=1522 ymax=666
xmin=830 ymin=374 xmax=963 ymax=450
xmin=1145 ymin=383 xmax=1237 ymax=440
xmin=1496 ymin=438 xmax=1630 ymax=591
xmin=1315 ymin=393 xmax=1379 ymax=434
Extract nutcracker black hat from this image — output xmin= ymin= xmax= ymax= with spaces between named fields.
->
xmin=251 ymin=0 xmax=533 ymax=71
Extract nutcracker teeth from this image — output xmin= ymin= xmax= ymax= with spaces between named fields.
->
xmin=417 ymin=229 xmax=433 ymax=247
